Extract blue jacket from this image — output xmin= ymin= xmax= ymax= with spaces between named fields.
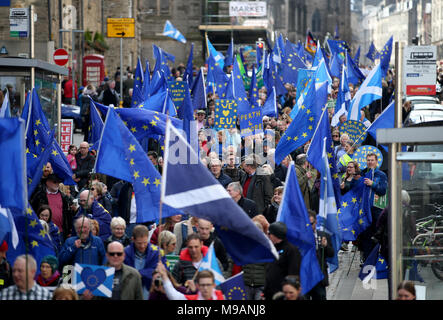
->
xmin=124 ymin=242 xmax=167 ymax=290
xmin=72 ymin=201 xmax=112 ymax=242
xmin=49 ymin=221 xmax=63 ymax=254
xmin=363 ymin=168 xmax=387 ymax=205
xmin=58 ymin=232 xmax=106 ymax=268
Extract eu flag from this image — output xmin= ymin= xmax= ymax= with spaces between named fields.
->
xmin=142 ymin=59 xmax=151 ymax=100
xmin=152 ymin=44 xmax=173 ymax=80
xmin=275 ymin=82 xmax=328 ymax=165
xmin=94 ymin=108 xmax=183 ymax=223
xmin=219 ymin=272 xmax=247 ymax=300
xmin=6 ymin=205 xmax=56 ymax=270
xmin=149 ymin=70 xmax=168 ymax=97
xmin=376 ymin=36 xmax=393 ymax=78
xmin=329 ymin=53 xmax=343 ymax=78
xmin=0 ymin=118 xmax=26 ymax=211
xmin=206 ymin=37 xmax=225 ymax=70
xmin=327 ymin=39 xmax=349 ymax=60
xmin=358 ymin=243 xmax=388 ymax=281
xmin=262 ymin=87 xmax=277 ymax=118
xmin=207 ymin=54 xmax=229 ymax=97
xmin=224 ymin=37 xmax=234 ymax=67
xmin=365 ymin=42 xmax=378 ymax=62
xmin=354 ymin=46 xmax=361 ymax=66
xmin=338 ymin=176 xmax=372 ymax=241
xmin=131 ymin=58 xmax=145 ymax=107
xmin=277 ymin=162 xmax=324 ymax=294
xmin=346 ymin=51 xmax=366 ymax=85
xmin=282 ymin=41 xmax=307 ymax=85
xmin=248 ymin=66 xmax=259 ymax=108
xmin=162 ymin=121 xmax=278 ymax=265
xmin=366 ymin=101 xmax=394 ymax=152
xmin=263 ymin=51 xmax=287 ymax=97
xmin=225 ymin=57 xmax=249 ymax=115
xmin=21 ymin=89 xmax=75 ymax=187
xmin=139 ymin=89 xmax=177 ymax=117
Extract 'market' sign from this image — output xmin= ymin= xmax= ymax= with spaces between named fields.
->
xmin=229 ymin=1 xmax=266 ymax=17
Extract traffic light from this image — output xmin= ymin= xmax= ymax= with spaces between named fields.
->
xmin=256 ymin=38 xmax=264 ymax=49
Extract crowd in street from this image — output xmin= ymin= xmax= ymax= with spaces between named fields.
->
xmin=1 ymin=47 xmax=432 ymax=302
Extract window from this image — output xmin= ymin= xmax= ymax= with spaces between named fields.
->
xmin=312 ymin=9 xmax=321 ymax=33
xmin=144 ymin=0 xmax=171 ymax=15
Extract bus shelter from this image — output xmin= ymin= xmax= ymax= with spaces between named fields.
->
xmin=0 ymin=57 xmax=69 ymax=142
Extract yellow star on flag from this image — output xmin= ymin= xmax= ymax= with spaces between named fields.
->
xmin=133 ymin=171 xmax=140 ymax=179
xmin=129 ymin=159 xmax=135 ymax=166
xmin=29 ymin=219 xmax=38 ymax=228
xmin=35 ymin=119 xmax=41 ymax=126
xmin=153 ymin=178 xmax=161 ymax=187
xmin=150 ymin=120 xmax=157 ymax=126
xmin=31 ymin=240 xmax=39 ymax=248
xmin=129 ymin=144 xmax=136 ymax=152
xmin=142 ymin=178 xmax=150 ymax=186
xmin=130 ymin=127 xmax=137 ymax=133
xmin=52 ymin=150 xmax=59 ymax=157
xmin=342 ymin=201 xmax=348 ymax=208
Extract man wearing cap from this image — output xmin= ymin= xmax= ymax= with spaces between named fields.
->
xmin=0 ymin=241 xmax=13 ymax=290
xmin=263 ymin=221 xmax=301 ymax=300
xmin=30 ymin=173 xmax=73 ymax=240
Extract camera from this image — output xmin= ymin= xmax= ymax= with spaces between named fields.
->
xmin=154 ymin=278 xmax=162 ymax=287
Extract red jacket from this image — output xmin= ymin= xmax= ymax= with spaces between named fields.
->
xmin=179 ymin=245 xmax=209 ymax=262
xmin=186 ymin=290 xmax=224 ymax=300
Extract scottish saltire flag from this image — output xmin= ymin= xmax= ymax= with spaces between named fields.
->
xmin=198 ymin=242 xmax=225 ymax=285
xmin=161 ymin=120 xmax=278 ymax=265
xmin=338 ymin=176 xmax=372 ymax=241
xmin=94 ymin=108 xmax=183 ymax=223
xmin=0 ymin=91 xmax=11 ymax=118
xmin=0 ymin=118 xmax=26 ymax=211
xmin=331 ymin=64 xmax=351 ymax=127
xmin=347 ymin=63 xmax=382 ymax=121
xmin=275 ymin=82 xmax=328 ymax=164
xmin=307 ymin=107 xmax=341 ymax=209
xmin=354 ymin=46 xmax=361 ymax=65
xmin=89 ymin=99 xmax=104 ymax=151
xmin=191 ymin=67 xmax=207 ymax=110
xmin=162 ymin=20 xmax=186 ymax=44
xmin=317 ymin=136 xmax=342 ymax=273
xmin=312 ymin=47 xmax=332 ymax=92
xmin=131 ymin=58 xmax=145 ymax=107
xmin=207 ymin=37 xmax=225 ymax=70
xmin=262 ymin=87 xmax=277 ymax=118
xmin=366 ymin=101 xmax=394 ymax=152
xmin=366 ymin=42 xmax=378 ymax=62
xmin=219 ymin=272 xmax=247 ymax=300
xmin=21 ymin=89 xmax=75 ymax=186
xmin=183 ymin=43 xmax=194 ymax=87
xmin=207 ymin=54 xmax=229 ymax=97
xmin=376 ymin=36 xmax=393 ymax=78
xmin=74 ymin=263 xmax=115 ymax=298
xmin=0 ymin=206 xmax=18 ymax=248
xmin=305 ymin=30 xmax=317 ymax=54
xmin=277 ymin=162 xmax=324 ymax=294
xmin=225 ymin=37 xmax=234 ymax=67
xmin=346 ymin=51 xmax=366 ymax=85
xmin=6 ymin=205 xmax=56 ymax=270
xmin=358 ymin=244 xmax=388 ymax=282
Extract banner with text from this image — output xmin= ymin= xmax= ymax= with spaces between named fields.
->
xmin=214 ymin=99 xmax=238 ymax=129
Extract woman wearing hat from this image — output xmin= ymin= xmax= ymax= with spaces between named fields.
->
xmin=35 ymin=255 xmax=61 ymax=292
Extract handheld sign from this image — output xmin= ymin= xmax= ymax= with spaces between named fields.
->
xmin=214 ymin=99 xmax=238 ymax=129
xmin=352 ymin=145 xmax=383 ymax=170
xmin=339 ymin=120 xmax=367 ymax=145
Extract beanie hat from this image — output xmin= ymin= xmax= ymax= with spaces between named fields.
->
xmin=268 ymin=221 xmax=287 ymax=240
xmin=0 ymin=240 xmax=8 ymax=252
xmin=41 ymin=255 xmax=59 ymax=273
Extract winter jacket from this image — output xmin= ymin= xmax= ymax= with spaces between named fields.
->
xmin=172 ymin=245 xmax=209 ymax=285
xmin=58 ymin=232 xmax=106 ymax=267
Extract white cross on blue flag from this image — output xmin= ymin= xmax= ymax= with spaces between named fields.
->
xmin=162 ymin=20 xmax=186 ymax=44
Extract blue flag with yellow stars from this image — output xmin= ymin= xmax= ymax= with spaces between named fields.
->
xmin=94 ymin=108 xmax=183 ymax=223
xmin=0 ymin=118 xmax=26 ymax=211
xmin=275 ymin=82 xmax=328 ymax=165
xmin=131 ymin=58 xmax=145 ymax=108
xmin=27 ymin=131 xmax=53 ymax=197
xmin=142 ymin=59 xmax=151 ymax=100
xmin=139 ymin=89 xmax=177 ymax=117
xmin=337 ymin=176 xmax=372 ymax=241
xmin=358 ymin=243 xmax=388 ymax=281
xmin=21 ymin=89 xmax=75 ymax=188
xmin=207 ymin=54 xmax=229 ymax=97
xmin=365 ymin=42 xmax=378 ymax=62
xmin=149 ymin=70 xmax=168 ymax=96
xmin=307 ymin=107 xmax=341 ymax=209
xmin=282 ymin=41 xmax=307 ymax=86
xmin=375 ymin=36 xmax=393 ymax=78
xmin=219 ymin=272 xmax=247 ymax=300
xmin=263 ymin=51 xmax=287 ymax=97
xmin=327 ymin=39 xmax=349 ymax=60
xmin=168 ymin=81 xmax=189 ymax=118
xmin=183 ymin=43 xmax=194 ymax=87
xmin=6 ymin=205 xmax=56 ymax=270
xmin=225 ymin=57 xmax=250 ymax=115
xmin=248 ymin=66 xmax=259 ymax=108
xmin=152 ymin=44 xmax=173 ymax=80
xmin=90 ymin=101 xmax=183 ymax=143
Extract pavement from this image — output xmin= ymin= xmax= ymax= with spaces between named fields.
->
xmin=327 ymin=243 xmax=389 ymax=300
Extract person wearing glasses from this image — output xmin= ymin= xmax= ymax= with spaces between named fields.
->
xmin=82 ymin=241 xmax=143 ymax=300
xmin=340 ymin=161 xmax=361 ymax=195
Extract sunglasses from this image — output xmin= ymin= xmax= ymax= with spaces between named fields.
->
xmin=332 ymin=135 xmax=339 ymax=137
xmin=108 ymin=252 xmax=123 ymax=257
